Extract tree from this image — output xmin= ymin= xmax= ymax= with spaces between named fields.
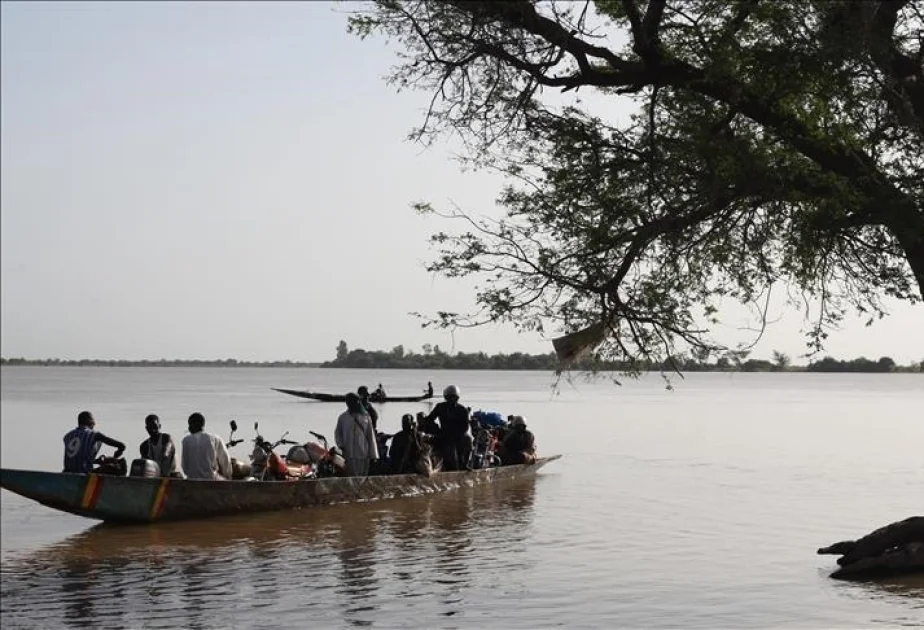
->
xmin=729 ymin=349 xmax=751 ymax=368
xmin=349 ymin=0 xmax=923 ymax=369
xmin=336 ymin=340 xmax=349 ymax=362
xmin=772 ymin=350 xmax=791 ymax=371
xmin=877 ymin=355 xmax=897 ymax=372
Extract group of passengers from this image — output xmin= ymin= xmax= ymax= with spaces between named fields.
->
xmin=335 ymin=384 xmax=537 ymax=477
xmin=63 ymin=410 xmax=230 ymax=480
xmin=61 ymin=384 xmax=537 ymax=480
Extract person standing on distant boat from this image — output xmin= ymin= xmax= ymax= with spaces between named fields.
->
xmin=335 ymin=392 xmax=379 ymax=477
xmin=139 ymin=414 xmax=182 ymax=477
xmin=356 ymin=385 xmax=379 ymax=431
xmin=423 ymin=385 xmax=472 ymax=471
xmin=63 ymin=411 xmax=126 ymax=473
xmin=181 ymin=412 xmax=232 ymax=480
xmin=426 ymin=381 xmax=434 ymax=397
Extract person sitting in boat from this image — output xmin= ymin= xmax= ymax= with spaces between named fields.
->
xmin=370 ymin=429 xmax=394 ymax=476
xmin=335 ymin=393 xmax=379 ymax=477
xmin=139 ymin=414 xmax=182 ymax=478
xmin=181 ymin=412 xmax=232 ymax=480
xmin=356 ymin=386 xmax=379 ymax=431
xmin=63 ymin=411 xmax=126 ymax=474
xmin=417 ymin=411 xmax=437 ymax=435
xmin=389 ymin=413 xmax=439 ymax=476
xmin=422 ymin=385 xmax=473 ymax=471
xmin=501 ymin=416 xmax=536 ymax=465
xmin=374 ymin=383 xmax=386 ymax=399
xmin=388 ymin=414 xmax=417 ymax=474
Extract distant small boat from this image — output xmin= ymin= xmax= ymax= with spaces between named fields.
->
xmin=0 ymin=457 xmax=560 ymax=524
xmin=271 ymin=388 xmax=434 ymax=403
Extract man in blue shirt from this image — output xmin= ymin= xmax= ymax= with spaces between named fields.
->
xmin=63 ymin=411 xmax=126 ymax=473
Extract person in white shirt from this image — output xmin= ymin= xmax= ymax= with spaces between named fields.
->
xmin=335 ymin=392 xmax=379 ymax=477
xmin=181 ymin=412 xmax=232 ymax=480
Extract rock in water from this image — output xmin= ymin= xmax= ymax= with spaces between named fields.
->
xmin=818 ymin=516 xmax=924 ymax=580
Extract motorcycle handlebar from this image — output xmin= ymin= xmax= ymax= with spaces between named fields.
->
xmin=227 ymin=439 xmax=244 ymax=448
xmin=264 ymin=438 xmax=300 ymax=450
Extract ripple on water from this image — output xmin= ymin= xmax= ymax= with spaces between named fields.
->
xmin=4 ymin=479 xmax=544 ymax=628
xmin=4 ymin=369 xmax=924 ymax=629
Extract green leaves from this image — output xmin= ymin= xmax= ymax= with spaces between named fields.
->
xmin=351 ymin=0 xmax=923 ymax=371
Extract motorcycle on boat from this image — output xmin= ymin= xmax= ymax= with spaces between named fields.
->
xmin=246 ymin=422 xmax=315 ymax=481
xmin=226 ymin=420 xmax=253 ymax=480
xmin=296 ymin=430 xmax=348 ymax=478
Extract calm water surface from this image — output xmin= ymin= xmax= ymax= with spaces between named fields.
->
xmin=1 ymin=367 xmax=922 ymax=629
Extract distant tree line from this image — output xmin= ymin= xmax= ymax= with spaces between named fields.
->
xmin=323 ymin=340 xmax=560 ymax=370
xmin=0 ymin=358 xmax=321 ymax=368
xmin=2 ymin=347 xmax=921 ymax=373
xmin=323 ymin=342 xmax=924 ymax=374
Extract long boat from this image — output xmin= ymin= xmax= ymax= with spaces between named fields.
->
xmin=271 ymin=388 xmax=435 ymax=403
xmin=0 ymin=456 xmax=560 ymax=525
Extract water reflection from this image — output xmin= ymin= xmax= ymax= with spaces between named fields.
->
xmin=60 ymin=564 xmax=95 ymax=628
xmin=331 ymin=506 xmax=380 ymax=627
xmin=1 ymin=478 xmax=538 ymax=629
xmin=836 ymin=572 xmax=924 ymax=602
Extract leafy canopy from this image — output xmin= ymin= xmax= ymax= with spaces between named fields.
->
xmin=349 ymin=0 xmax=924 ymax=370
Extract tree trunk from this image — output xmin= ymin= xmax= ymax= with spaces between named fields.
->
xmin=888 ymin=202 xmax=924 ymax=300
xmin=902 ymin=234 xmax=924 ymax=301
xmin=818 ymin=516 xmax=924 ymax=580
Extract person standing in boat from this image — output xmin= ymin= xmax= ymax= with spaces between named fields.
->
xmin=356 ymin=385 xmax=379 ymax=431
xmin=181 ymin=412 xmax=232 ymax=480
xmin=502 ymin=416 xmax=537 ymax=465
xmin=426 ymin=381 xmax=434 ymax=397
xmin=139 ymin=414 xmax=182 ymax=477
xmin=63 ymin=411 xmax=126 ymax=473
xmin=422 ymin=385 xmax=472 ymax=471
xmin=335 ymin=392 xmax=379 ymax=477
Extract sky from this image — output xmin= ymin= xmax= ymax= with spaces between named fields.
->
xmin=1 ymin=1 xmax=922 ymax=364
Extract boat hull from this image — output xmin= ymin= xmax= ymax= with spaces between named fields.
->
xmin=0 ymin=456 xmax=559 ymax=525
xmin=271 ymin=388 xmax=434 ymax=403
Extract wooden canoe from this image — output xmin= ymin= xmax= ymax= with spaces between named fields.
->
xmin=271 ymin=388 xmax=435 ymax=403
xmin=0 ymin=456 xmax=560 ymax=525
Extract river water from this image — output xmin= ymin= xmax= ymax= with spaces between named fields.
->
xmin=1 ymin=367 xmax=922 ymax=629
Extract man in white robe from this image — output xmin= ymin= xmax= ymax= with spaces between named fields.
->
xmin=181 ymin=412 xmax=232 ymax=480
xmin=335 ymin=392 xmax=379 ymax=477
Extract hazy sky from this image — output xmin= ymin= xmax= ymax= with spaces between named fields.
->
xmin=2 ymin=2 xmax=922 ymax=364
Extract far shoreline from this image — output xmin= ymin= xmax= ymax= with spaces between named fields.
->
xmin=1 ymin=358 xmax=921 ymax=374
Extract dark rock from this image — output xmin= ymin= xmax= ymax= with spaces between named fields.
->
xmin=819 ymin=516 xmax=924 ymax=580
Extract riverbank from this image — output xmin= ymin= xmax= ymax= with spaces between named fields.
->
xmin=1 ymin=358 xmax=921 ymax=373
